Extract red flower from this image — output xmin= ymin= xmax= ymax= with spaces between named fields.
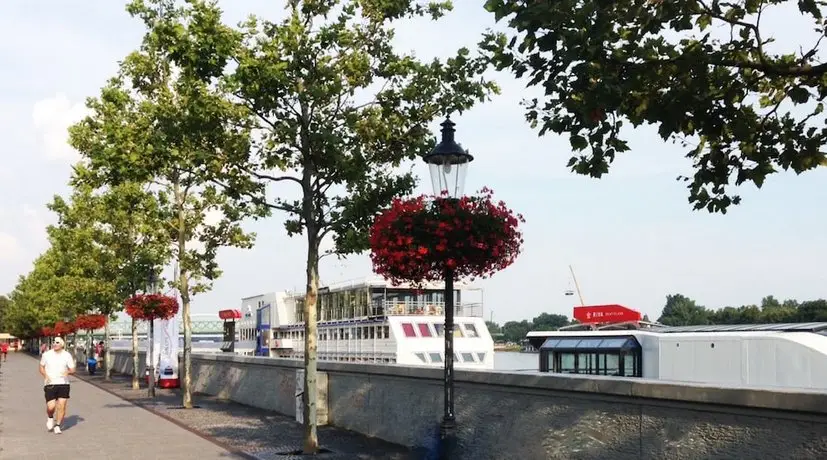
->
xmin=369 ymin=188 xmax=525 ymax=286
xmin=74 ymin=314 xmax=107 ymax=331
xmin=124 ymin=294 xmax=179 ymax=321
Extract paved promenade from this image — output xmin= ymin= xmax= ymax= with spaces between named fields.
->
xmin=75 ymin=364 xmax=416 ymax=459
xmin=0 ymin=352 xmax=237 ymax=459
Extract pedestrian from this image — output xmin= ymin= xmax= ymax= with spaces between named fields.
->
xmin=1 ymin=342 xmax=8 ymax=362
xmin=39 ymin=337 xmax=76 ymax=434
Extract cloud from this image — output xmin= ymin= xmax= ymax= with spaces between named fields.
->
xmin=32 ymin=93 xmax=89 ymax=163
xmin=0 ymin=232 xmax=23 ymax=262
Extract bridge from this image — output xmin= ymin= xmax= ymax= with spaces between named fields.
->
xmin=83 ymin=316 xmax=232 ymax=339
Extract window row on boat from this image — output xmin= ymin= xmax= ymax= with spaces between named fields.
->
xmin=292 ymin=286 xmax=472 ymax=321
xmin=539 ymin=335 xmax=643 ymax=377
xmin=414 ymin=351 xmax=487 ymax=365
xmin=273 ymin=321 xmax=482 ymax=341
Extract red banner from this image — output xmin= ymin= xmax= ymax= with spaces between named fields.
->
xmin=218 ymin=309 xmax=241 ymax=320
xmin=573 ymin=304 xmax=641 ymax=324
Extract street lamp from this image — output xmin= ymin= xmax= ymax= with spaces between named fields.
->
xmin=423 ymin=117 xmax=474 ymax=459
xmin=146 ymin=269 xmax=159 ymax=398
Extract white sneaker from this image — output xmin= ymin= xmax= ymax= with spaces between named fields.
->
xmin=46 ymin=418 xmax=54 ymax=431
xmin=53 ymin=425 xmax=62 ymax=434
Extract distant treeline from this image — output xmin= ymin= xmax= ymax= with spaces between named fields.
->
xmin=487 ymin=294 xmax=827 ymax=343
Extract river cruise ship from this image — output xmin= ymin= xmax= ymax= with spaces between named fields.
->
xmin=527 ymin=304 xmax=827 ymax=391
xmin=238 ymin=277 xmax=495 ymax=370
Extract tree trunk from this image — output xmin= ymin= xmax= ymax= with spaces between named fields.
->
xmin=176 ymin=178 xmax=194 ymax=409
xmin=104 ymin=315 xmax=112 ymax=381
xmin=181 ymin=269 xmax=192 ymax=408
xmin=131 ymin=317 xmax=140 ymax=389
xmin=302 ymin=226 xmax=321 ymax=453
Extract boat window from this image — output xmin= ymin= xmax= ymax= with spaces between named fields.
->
xmin=401 ymin=323 xmax=417 ymax=338
xmin=477 ymin=352 xmax=486 ymax=363
xmin=357 ymin=327 xmax=363 ymax=340
xmin=623 ymin=353 xmax=636 ymax=376
xmin=434 ymin=323 xmax=445 ymax=337
xmin=559 ymin=353 xmax=576 ymax=373
xmin=429 ymin=352 xmax=442 ymax=362
xmin=461 ymin=352 xmax=475 ymax=362
xmin=417 ymin=323 xmax=433 ymax=337
xmin=383 ymin=325 xmax=390 ymax=338
xmin=369 ymin=326 xmax=375 ymax=339
xmin=453 ymin=327 xmax=464 ymax=338
xmin=463 ymin=323 xmax=479 ymax=338
xmin=606 ymin=354 xmax=620 ymax=375
xmin=415 ymin=352 xmax=427 ymax=363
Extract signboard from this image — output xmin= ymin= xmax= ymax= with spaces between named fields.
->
xmin=218 ymin=309 xmax=241 ymax=320
xmin=573 ymin=304 xmax=641 ymax=324
xmin=146 ymin=315 xmax=180 ymax=388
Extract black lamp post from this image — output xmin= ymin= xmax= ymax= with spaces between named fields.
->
xmin=146 ymin=269 xmax=159 ymax=398
xmin=422 ymin=117 xmax=473 ymax=459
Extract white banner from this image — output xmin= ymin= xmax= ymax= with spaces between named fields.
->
xmin=145 ymin=314 xmax=180 ymax=388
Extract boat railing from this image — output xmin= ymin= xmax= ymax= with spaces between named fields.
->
xmin=370 ymin=300 xmax=483 ymax=317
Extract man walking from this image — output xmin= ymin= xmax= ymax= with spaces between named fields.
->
xmin=39 ymin=337 xmax=75 ymax=434
xmin=1 ymin=341 xmax=8 ymax=362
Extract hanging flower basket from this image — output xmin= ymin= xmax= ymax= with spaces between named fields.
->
xmin=41 ymin=326 xmax=54 ymax=337
xmin=125 ymin=293 xmax=179 ymax=321
xmin=369 ymin=188 xmax=525 ymax=285
xmin=53 ymin=321 xmax=76 ymax=337
xmin=74 ymin=314 xmax=107 ymax=332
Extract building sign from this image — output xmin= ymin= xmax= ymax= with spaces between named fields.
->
xmin=573 ymin=304 xmax=642 ymax=324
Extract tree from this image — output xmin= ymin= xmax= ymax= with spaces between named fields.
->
xmin=531 ymin=313 xmax=570 ymax=331
xmin=47 ymin=181 xmax=168 ymax=380
xmin=657 ymin=294 xmax=710 ymax=325
xmin=4 ymin=250 xmax=72 ymax=339
xmin=70 ymin=1 xmax=260 ymax=406
xmin=0 ymin=295 xmax=9 ymax=332
xmin=67 ymin=170 xmax=170 ymax=388
xmin=482 ymin=0 xmax=827 ymax=213
xmin=127 ymin=0 xmax=497 ymax=452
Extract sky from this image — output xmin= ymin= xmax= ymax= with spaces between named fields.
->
xmin=1 ymin=1 xmax=827 ymax=324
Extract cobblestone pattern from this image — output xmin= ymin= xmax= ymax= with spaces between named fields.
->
xmin=73 ymin=366 xmax=419 ymax=459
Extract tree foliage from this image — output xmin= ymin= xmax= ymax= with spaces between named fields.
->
xmin=70 ymin=0 xmax=262 ymax=407
xmin=483 ymin=0 xmax=827 ymax=212
xmin=657 ymin=293 xmax=827 ymax=325
xmin=125 ymin=0 xmax=497 ymax=452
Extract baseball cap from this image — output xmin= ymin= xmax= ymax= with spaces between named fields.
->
xmin=53 ymin=337 xmax=65 ymax=346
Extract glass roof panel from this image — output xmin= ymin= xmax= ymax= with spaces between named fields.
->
xmin=576 ymin=339 xmax=604 ymax=348
xmin=540 ymin=338 xmax=560 ymax=349
xmin=556 ymin=339 xmax=582 ymax=348
xmin=596 ymin=338 xmax=629 ymax=348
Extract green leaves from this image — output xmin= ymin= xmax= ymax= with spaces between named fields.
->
xmin=483 ymin=0 xmax=827 ymax=213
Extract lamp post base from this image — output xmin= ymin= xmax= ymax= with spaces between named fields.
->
xmin=439 ymin=417 xmax=457 ymax=460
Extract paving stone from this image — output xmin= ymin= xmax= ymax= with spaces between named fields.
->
xmin=0 ymin=353 xmax=237 ymax=459
xmin=72 ymin=357 xmax=417 ymax=459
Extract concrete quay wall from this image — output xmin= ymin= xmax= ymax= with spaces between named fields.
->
xmin=108 ymin=350 xmax=827 ymax=459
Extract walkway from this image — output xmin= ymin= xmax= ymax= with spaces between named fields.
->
xmin=0 ymin=352 xmax=238 ymax=459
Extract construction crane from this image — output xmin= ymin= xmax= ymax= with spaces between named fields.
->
xmin=564 ymin=264 xmax=585 ymax=306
